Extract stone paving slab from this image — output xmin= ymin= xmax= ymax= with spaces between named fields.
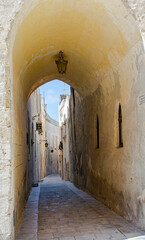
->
xmin=38 ymin=175 xmax=145 ymax=240
xmin=16 ymin=175 xmax=145 ymax=240
xmin=16 ymin=185 xmax=40 ymax=240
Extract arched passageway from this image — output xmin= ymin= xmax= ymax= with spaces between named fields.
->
xmin=0 ymin=0 xmax=145 ymax=239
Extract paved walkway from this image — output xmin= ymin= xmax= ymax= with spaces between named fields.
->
xmin=16 ymin=175 xmax=145 ymax=240
xmin=16 ymin=184 xmax=40 ymax=240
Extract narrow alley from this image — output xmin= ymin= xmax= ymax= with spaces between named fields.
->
xmin=1 ymin=1 xmax=145 ymax=239
xmin=16 ymin=175 xmax=145 ymax=240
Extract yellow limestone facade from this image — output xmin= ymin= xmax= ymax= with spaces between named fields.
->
xmin=59 ymin=94 xmax=70 ymax=181
xmin=0 ymin=0 xmax=145 ymax=239
xmin=27 ymin=88 xmax=47 ymax=184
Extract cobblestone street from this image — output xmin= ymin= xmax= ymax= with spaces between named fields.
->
xmin=16 ymin=175 xmax=145 ymax=240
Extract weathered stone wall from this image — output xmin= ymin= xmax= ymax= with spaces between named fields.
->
xmin=121 ymin=0 xmax=145 ymax=44
xmin=39 ymin=96 xmax=47 ymax=180
xmin=12 ymin=82 xmax=31 ymax=236
xmin=70 ymin=41 xmax=145 ymax=229
xmin=59 ymin=95 xmax=70 ymax=181
xmin=27 ymin=88 xmax=44 ymax=184
xmin=0 ymin=1 xmax=25 ymax=239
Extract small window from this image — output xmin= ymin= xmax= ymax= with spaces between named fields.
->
xmin=96 ymin=115 xmax=99 ymax=149
xmin=26 ymin=132 xmax=29 ymax=145
xmin=118 ymin=104 xmax=123 ymax=147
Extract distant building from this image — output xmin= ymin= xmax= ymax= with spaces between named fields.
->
xmin=46 ymin=114 xmax=60 ymax=175
xmin=27 ymin=88 xmax=60 ymax=183
xmin=27 ymin=89 xmax=46 ymax=183
xmin=59 ymin=94 xmax=70 ymax=180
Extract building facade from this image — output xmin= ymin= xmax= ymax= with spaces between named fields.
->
xmin=59 ymin=94 xmax=70 ymax=181
xmin=27 ymin=89 xmax=61 ymax=183
xmin=45 ymin=114 xmax=60 ymax=175
xmin=27 ymin=89 xmax=47 ymax=184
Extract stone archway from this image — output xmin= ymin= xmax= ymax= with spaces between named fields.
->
xmin=0 ymin=0 xmax=145 ymax=239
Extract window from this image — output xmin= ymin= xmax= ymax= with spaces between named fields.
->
xmin=26 ymin=132 xmax=29 ymax=145
xmin=96 ymin=115 xmax=99 ymax=149
xmin=118 ymin=104 xmax=123 ymax=147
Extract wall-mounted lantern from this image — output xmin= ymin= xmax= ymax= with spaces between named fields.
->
xmin=55 ymin=51 xmax=68 ymax=74
xmin=36 ymin=122 xmax=42 ymax=131
xmin=36 ymin=122 xmax=42 ymax=134
xmin=45 ymin=143 xmax=48 ymax=147
xmin=36 ymin=123 xmax=42 ymax=130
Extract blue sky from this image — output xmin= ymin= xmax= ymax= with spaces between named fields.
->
xmin=40 ymin=80 xmax=70 ymax=121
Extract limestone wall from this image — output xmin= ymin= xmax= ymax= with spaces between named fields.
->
xmin=122 ymin=0 xmax=145 ymax=45
xmin=59 ymin=95 xmax=70 ymax=181
xmin=69 ymin=41 xmax=145 ymax=229
xmin=39 ymin=96 xmax=47 ymax=180
xmin=0 ymin=1 xmax=26 ymax=239
xmin=27 ymin=89 xmax=42 ymax=184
